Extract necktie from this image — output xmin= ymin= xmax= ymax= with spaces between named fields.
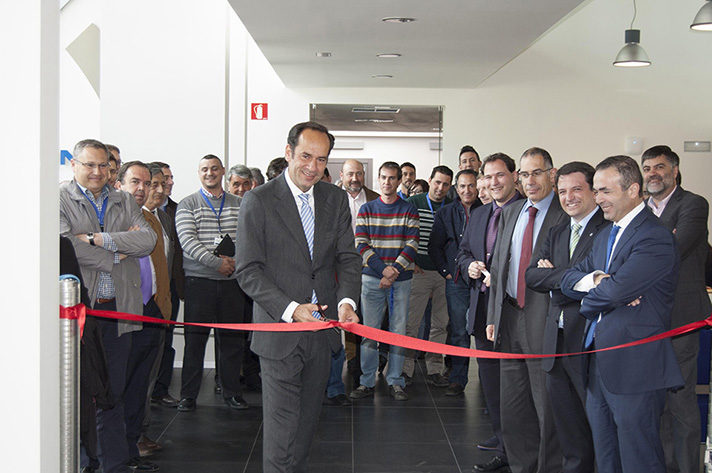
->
xmin=585 ymin=224 xmax=620 ymax=348
xmin=570 ymin=223 xmax=582 ymax=258
xmin=298 ymin=194 xmax=322 ymax=319
xmin=485 ymin=206 xmax=502 ymax=264
xmin=139 ymin=256 xmax=152 ymax=305
xmin=516 ymin=206 xmax=538 ymax=308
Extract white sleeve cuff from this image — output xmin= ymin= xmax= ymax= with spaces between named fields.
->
xmin=281 ymin=301 xmax=299 ymax=323
xmin=573 ymin=271 xmax=603 ymax=293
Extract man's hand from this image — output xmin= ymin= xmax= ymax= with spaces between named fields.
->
xmin=593 ymin=273 xmax=610 ymax=287
xmin=292 ymin=304 xmax=324 ymax=323
xmin=627 ymin=296 xmax=642 ymax=307
xmin=413 ymin=265 xmax=424 ymax=275
xmin=338 ymin=304 xmax=359 ymax=324
xmin=445 ymin=274 xmax=453 ymax=280
xmin=468 ymin=261 xmax=486 ymax=279
xmin=217 ymin=255 xmax=235 ymax=276
xmin=486 ymin=324 xmax=495 ymax=342
xmin=537 ymin=259 xmax=554 ymax=269
xmin=379 ymin=277 xmax=394 ymax=289
xmin=483 ymin=271 xmax=491 ymax=288
xmin=382 ymin=266 xmax=399 ymax=281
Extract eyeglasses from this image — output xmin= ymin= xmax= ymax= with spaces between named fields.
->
xmin=74 ymin=160 xmax=110 ymax=171
xmin=518 ymin=168 xmax=552 ymax=180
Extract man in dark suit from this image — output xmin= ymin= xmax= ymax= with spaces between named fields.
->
xmin=641 ymin=145 xmax=710 ymax=473
xmin=486 ymin=147 xmax=567 ymax=473
xmin=562 ymin=155 xmax=684 ymax=473
xmin=525 ymin=162 xmax=604 ymax=473
xmin=457 ymin=153 xmax=523 ymax=472
xmin=235 ymin=122 xmax=361 ymax=473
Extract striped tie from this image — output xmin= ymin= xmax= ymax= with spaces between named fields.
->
xmin=570 ymin=223 xmax=582 ymax=258
xmin=298 ymin=194 xmax=322 ymax=319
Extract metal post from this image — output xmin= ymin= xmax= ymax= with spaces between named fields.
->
xmin=59 ymin=276 xmax=80 ymax=473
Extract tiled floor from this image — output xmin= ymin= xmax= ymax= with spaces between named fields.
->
xmin=146 ymin=360 xmax=502 ymax=473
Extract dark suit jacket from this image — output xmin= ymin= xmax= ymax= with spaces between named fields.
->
xmin=561 ymin=207 xmax=684 ymax=394
xmin=163 ymin=197 xmax=185 ymax=299
xmin=525 ymin=209 xmax=607 ymax=371
xmin=652 ymin=187 xmax=711 ymax=328
xmin=429 ymin=198 xmax=481 ymax=282
xmin=235 ymin=173 xmax=362 ymax=360
xmin=486 ymin=193 xmax=568 ymax=352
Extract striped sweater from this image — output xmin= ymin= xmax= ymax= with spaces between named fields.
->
xmin=355 ymin=197 xmax=420 ymax=281
xmin=176 ymin=189 xmax=241 ymax=279
xmin=407 ymin=192 xmax=452 ymax=270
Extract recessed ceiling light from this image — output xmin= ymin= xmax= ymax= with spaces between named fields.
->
xmin=315 ymin=52 xmax=331 ymax=58
xmin=371 ymin=74 xmax=393 ymax=79
xmin=377 ymin=53 xmax=401 ymax=58
xmin=381 ymin=17 xmax=416 ymax=24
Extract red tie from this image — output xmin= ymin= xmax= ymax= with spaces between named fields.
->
xmin=517 ymin=206 xmax=538 ymax=308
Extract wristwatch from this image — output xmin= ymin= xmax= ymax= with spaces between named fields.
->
xmin=87 ymin=232 xmax=95 ymax=246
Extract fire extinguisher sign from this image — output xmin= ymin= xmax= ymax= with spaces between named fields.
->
xmin=251 ymin=103 xmax=268 ymax=120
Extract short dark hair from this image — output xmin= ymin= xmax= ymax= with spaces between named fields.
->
xmin=379 ymin=161 xmax=402 ymax=180
xmin=641 ymin=145 xmax=680 ymax=168
xmin=556 ymin=161 xmax=595 ymax=189
xmin=150 ymin=161 xmax=170 ymax=169
xmin=250 ymin=167 xmax=265 ymax=186
xmin=400 ymin=162 xmax=416 ymax=173
xmin=323 ymin=167 xmax=330 ymax=178
xmin=200 ymin=154 xmax=223 ymax=167
xmin=596 ymin=155 xmax=643 ymax=197
xmin=267 ymin=157 xmax=288 ymax=180
xmin=430 ymin=165 xmax=454 ymax=180
xmin=521 ymin=147 xmax=553 ymax=169
xmin=73 ymin=139 xmax=109 ymax=161
xmin=117 ymin=160 xmax=149 ymax=184
xmin=459 ymin=145 xmax=479 ymax=160
xmin=287 ymin=121 xmax=335 ymax=153
xmin=108 ymin=155 xmax=118 ymax=165
xmin=455 ymin=169 xmax=477 ymax=186
xmin=146 ymin=163 xmax=164 ymax=178
xmin=482 ymin=153 xmax=516 ymax=173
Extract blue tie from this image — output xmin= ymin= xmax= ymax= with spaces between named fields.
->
xmin=298 ymin=194 xmax=322 ymax=319
xmin=585 ymin=225 xmax=620 ymax=348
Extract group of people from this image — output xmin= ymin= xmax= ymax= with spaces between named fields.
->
xmin=60 ymin=121 xmax=710 ymax=473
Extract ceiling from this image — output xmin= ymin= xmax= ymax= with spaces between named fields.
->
xmin=310 ymin=104 xmax=442 ymax=133
xmin=228 ymin=0 xmax=588 ymax=89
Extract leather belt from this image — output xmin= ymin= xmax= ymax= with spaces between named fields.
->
xmin=96 ymin=297 xmax=116 ymax=304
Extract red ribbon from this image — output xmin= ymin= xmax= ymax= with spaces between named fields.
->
xmin=58 ymin=305 xmax=712 ymax=360
xmin=59 ymin=304 xmax=86 ymax=338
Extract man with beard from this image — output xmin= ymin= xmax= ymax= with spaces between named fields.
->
xmin=642 ymin=145 xmax=710 ymax=473
xmin=339 ymin=159 xmax=380 ymax=233
xmin=398 ymin=162 xmax=416 ymax=199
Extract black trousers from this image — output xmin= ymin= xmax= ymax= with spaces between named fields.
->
xmin=181 ymin=277 xmax=245 ymax=399
xmin=152 ymin=278 xmax=180 ymax=398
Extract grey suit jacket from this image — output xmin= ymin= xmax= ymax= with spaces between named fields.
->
xmin=59 ymin=180 xmax=156 ymax=335
xmin=653 ymin=187 xmax=711 ymax=328
xmin=235 ymin=173 xmax=362 ymax=360
xmin=487 ymin=193 xmax=567 ymax=352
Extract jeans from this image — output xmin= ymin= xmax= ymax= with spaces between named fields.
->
xmin=359 ymin=275 xmax=411 ymax=388
xmin=326 ymin=345 xmax=346 ymax=398
xmin=445 ymin=279 xmax=470 ymax=386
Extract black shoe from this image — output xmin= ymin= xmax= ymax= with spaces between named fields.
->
xmin=347 ymin=357 xmax=362 ymax=386
xmin=388 ymin=384 xmax=409 ymax=401
xmin=426 ymin=373 xmax=449 ymax=387
xmin=127 ymin=457 xmax=159 ymax=472
xmin=403 ymin=373 xmax=412 ymax=386
xmin=477 ymin=435 xmax=500 ymax=451
xmin=151 ymin=393 xmax=179 ymax=408
xmin=378 ymin=355 xmax=388 ymax=374
xmin=224 ymin=395 xmax=250 ymax=410
xmin=472 ymin=456 xmax=508 ymax=472
xmin=214 ymin=381 xmax=222 ymax=395
xmin=324 ymin=393 xmax=352 ymax=406
xmin=445 ymin=383 xmax=465 ymax=396
xmin=177 ymin=398 xmax=196 ymax=412
xmin=349 ymin=385 xmax=375 ymax=399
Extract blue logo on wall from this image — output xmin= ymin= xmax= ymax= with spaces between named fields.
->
xmin=61 ymin=150 xmax=73 ymax=165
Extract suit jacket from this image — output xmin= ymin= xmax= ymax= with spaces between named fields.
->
xmin=235 ymin=173 xmax=362 ymax=359
xmin=525 ymin=208 xmax=607 ymax=371
xmin=163 ymin=196 xmax=185 ymax=299
xmin=429 ymin=198 xmax=481 ymax=282
xmin=364 ymin=186 xmax=380 ymax=202
xmin=561 ymin=207 xmax=684 ymax=394
xmin=652 ymin=187 xmax=711 ymax=328
xmin=142 ymin=209 xmax=172 ymax=319
xmin=487 ymin=193 xmax=568 ymax=352
xmin=59 ymin=180 xmax=156 ymax=335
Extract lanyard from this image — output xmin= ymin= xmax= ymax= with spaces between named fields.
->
xmin=82 ymin=187 xmax=108 ymax=231
xmin=200 ymin=188 xmax=226 ymax=234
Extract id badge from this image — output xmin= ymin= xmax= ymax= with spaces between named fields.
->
xmin=214 ymin=235 xmax=223 ymax=246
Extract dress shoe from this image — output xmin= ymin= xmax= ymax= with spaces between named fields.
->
xmin=426 ymin=373 xmax=449 ymax=387
xmin=127 ymin=457 xmax=159 ymax=472
xmin=138 ymin=434 xmax=162 ymax=457
xmin=224 ymin=395 xmax=250 ymax=410
xmin=177 ymin=398 xmax=196 ymax=412
xmin=151 ymin=393 xmax=179 ymax=408
xmin=349 ymin=385 xmax=375 ymax=399
xmin=214 ymin=381 xmax=222 ymax=395
xmin=324 ymin=393 xmax=352 ymax=406
xmin=472 ymin=455 xmax=508 ymax=472
xmin=477 ymin=435 xmax=500 ymax=451
xmin=389 ymin=384 xmax=408 ymax=401
xmin=445 ymin=383 xmax=465 ymax=396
